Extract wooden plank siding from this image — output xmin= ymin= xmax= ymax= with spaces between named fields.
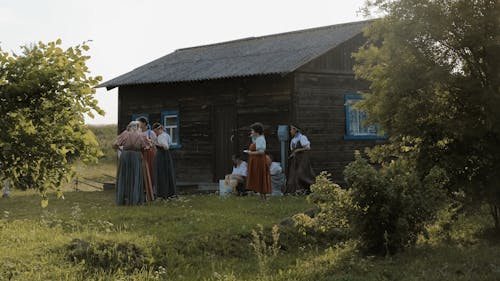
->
xmin=293 ymin=33 xmax=385 ymax=184
xmin=117 ymin=75 xmax=292 ymax=184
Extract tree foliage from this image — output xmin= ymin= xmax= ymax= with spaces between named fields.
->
xmin=354 ymin=0 xmax=500 ymax=226
xmin=0 ymin=40 xmax=103 ymax=204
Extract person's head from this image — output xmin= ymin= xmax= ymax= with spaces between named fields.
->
xmin=127 ymin=121 xmax=140 ymax=132
xmin=290 ymin=124 xmax=302 ymax=137
xmin=136 ymin=117 xmax=148 ymax=131
xmin=232 ymin=154 xmax=243 ymax=167
xmin=250 ymin=122 xmax=264 ymax=137
xmin=152 ymin=122 xmax=163 ymax=136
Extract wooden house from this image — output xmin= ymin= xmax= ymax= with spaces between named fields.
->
xmin=100 ymin=20 xmax=385 ymax=186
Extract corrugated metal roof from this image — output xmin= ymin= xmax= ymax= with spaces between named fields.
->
xmin=99 ymin=20 xmax=372 ymax=89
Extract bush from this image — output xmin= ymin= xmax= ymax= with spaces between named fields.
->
xmin=293 ymin=172 xmax=356 ymax=235
xmin=344 ymin=152 xmax=447 ymax=255
xmin=289 ymin=172 xmax=353 ymax=252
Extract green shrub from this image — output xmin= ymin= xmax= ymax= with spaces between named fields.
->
xmin=288 ymin=172 xmax=353 ymax=252
xmin=344 ymin=152 xmax=447 ymax=255
xmin=306 ymin=171 xmax=358 ymax=232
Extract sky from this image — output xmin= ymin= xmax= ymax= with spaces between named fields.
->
xmin=0 ymin=0 xmax=369 ymax=124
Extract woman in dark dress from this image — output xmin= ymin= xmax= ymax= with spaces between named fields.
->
xmin=284 ymin=125 xmax=315 ymax=194
xmin=244 ymin=122 xmax=272 ymax=200
xmin=152 ymin=123 xmax=177 ymax=199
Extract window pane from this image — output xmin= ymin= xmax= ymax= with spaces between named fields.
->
xmin=367 ymin=125 xmax=378 ymax=134
xmin=349 ymin=108 xmax=359 ymax=135
xmin=170 ymin=128 xmax=177 ymax=144
xmin=358 ymin=111 xmax=369 ymax=134
xmin=165 ymin=116 xmax=177 ymax=126
xmin=345 ymin=97 xmax=380 ymax=137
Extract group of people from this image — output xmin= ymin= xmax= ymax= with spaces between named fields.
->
xmin=113 ymin=118 xmax=176 ymax=205
xmin=226 ymin=122 xmax=316 ymax=200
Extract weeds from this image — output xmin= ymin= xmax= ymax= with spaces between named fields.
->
xmin=250 ymin=224 xmax=280 ymax=277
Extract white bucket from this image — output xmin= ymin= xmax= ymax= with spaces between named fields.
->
xmin=219 ymin=180 xmax=233 ymax=197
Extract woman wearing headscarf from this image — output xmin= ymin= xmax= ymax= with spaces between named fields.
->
xmin=113 ymin=121 xmax=146 ymax=205
xmin=244 ymin=122 xmax=271 ymax=200
xmin=284 ymin=124 xmax=315 ymax=194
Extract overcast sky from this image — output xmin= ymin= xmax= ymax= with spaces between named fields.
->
xmin=1 ymin=0 xmax=368 ymax=124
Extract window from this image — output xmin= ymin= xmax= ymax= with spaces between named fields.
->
xmin=344 ymin=94 xmax=385 ymax=140
xmin=161 ymin=110 xmax=181 ymax=148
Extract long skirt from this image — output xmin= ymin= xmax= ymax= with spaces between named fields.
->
xmin=246 ymin=154 xmax=272 ymax=194
xmin=284 ymin=151 xmax=316 ymax=194
xmin=116 ymin=150 xmax=145 ymax=205
xmin=142 ymin=149 xmax=156 ymax=201
xmin=154 ymin=149 xmax=176 ymax=198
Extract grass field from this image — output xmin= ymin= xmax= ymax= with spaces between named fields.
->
xmin=0 ymin=124 xmax=498 ymax=280
xmin=0 ymin=190 xmax=315 ymax=280
xmin=1 ymin=188 xmax=499 ymax=281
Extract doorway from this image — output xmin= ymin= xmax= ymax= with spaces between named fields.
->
xmin=214 ymin=104 xmax=237 ymax=181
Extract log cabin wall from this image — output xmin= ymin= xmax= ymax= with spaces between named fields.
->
xmin=293 ymin=33 xmax=385 ymax=183
xmin=117 ymin=74 xmax=292 ymax=184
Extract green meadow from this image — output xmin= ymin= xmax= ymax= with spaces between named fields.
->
xmin=0 ymin=125 xmax=498 ymax=280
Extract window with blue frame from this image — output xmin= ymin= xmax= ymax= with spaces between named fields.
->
xmin=161 ymin=110 xmax=181 ymax=148
xmin=344 ymin=94 xmax=384 ymax=140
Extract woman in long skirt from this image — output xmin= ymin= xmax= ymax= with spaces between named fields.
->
xmin=137 ymin=117 xmax=156 ymax=201
xmin=152 ymin=123 xmax=177 ymax=198
xmin=284 ymin=124 xmax=315 ymax=194
xmin=114 ymin=121 xmax=146 ymax=205
xmin=245 ymin=122 xmax=271 ymax=200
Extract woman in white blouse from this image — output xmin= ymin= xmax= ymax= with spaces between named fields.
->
xmin=152 ymin=123 xmax=176 ymax=199
xmin=244 ymin=122 xmax=271 ymax=200
xmin=284 ymin=124 xmax=315 ymax=194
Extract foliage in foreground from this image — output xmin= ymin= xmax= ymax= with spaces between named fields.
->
xmin=0 ymin=40 xmax=103 ymax=202
xmin=345 ymin=152 xmax=447 ymax=255
xmin=355 ymin=0 xmax=500 ymax=226
xmin=294 ymin=159 xmax=447 ymax=256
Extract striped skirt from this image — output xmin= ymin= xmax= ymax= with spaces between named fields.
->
xmin=116 ymin=150 xmax=145 ymax=205
xmin=142 ymin=149 xmax=156 ymax=201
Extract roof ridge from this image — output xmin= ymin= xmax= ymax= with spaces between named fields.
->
xmin=176 ymin=19 xmax=374 ymax=52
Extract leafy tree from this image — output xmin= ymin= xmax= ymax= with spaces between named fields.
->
xmin=0 ymin=40 xmax=103 ymax=205
xmin=354 ymin=0 xmax=500 ymax=227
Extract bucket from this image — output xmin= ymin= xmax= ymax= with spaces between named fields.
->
xmin=219 ymin=180 xmax=233 ymax=197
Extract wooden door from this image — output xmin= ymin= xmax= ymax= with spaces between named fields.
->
xmin=214 ymin=104 xmax=237 ymax=181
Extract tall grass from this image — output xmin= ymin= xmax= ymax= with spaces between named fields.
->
xmin=0 ymin=125 xmax=497 ymax=280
